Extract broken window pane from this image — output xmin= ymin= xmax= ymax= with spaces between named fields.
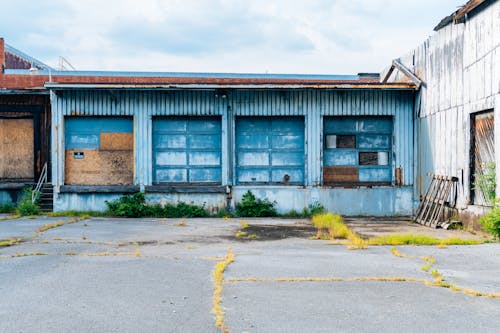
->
xmin=359 ymin=152 xmax=378 ymax=165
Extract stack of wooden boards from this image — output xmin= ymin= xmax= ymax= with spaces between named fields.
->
xmin=414 ymin=173 xmax=458 ymax=229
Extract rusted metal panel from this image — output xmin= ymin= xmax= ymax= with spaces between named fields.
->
xmin=323 ymin=166 xmax=358 ymax=183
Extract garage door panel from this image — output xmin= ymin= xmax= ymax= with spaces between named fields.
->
xmin=236 ymin=117 xmax=305 ymax=185
xmin=190 ymin=168 xmax=222 ymax=182
xmin=154 ymin=134 xmax=187 ymax=149
xmin=156 ymin=168 xmax=188 ymax=183
xmin=237 ymin=169 xmax=270 ymax=183
xmin=153 ymin=117 xmax=221 ymax=184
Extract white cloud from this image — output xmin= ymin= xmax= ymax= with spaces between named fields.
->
xmin=0 ymin=0 xmax=465 ymax=74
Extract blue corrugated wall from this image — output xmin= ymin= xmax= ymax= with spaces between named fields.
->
xmin=51 ymin=89 xmax=415 ymax=215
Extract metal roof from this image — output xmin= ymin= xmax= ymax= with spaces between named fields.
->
xmin=6 ymin=69 xmax=361 ymax=81
xmin=45 ymin=82 xmax=416 ymax=90
xmin=4 ymin=44 xmax=54 ymax=70
xmin=434 ymin=0 xmax=492 ymax=31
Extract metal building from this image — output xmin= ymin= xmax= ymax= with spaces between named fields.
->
xmin=385 ymin=0 xmax=500 ymax=227
xmin=44 ymin=76 xmax=417 ymax=215
xmin=0 ymin=40 xmax=53 ymax=206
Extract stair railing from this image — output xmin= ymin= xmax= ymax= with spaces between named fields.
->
xmin=32 ymin=162 xmax=48 ymax=204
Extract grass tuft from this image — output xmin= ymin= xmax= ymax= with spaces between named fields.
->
xmin=312 ymin=213 xmax=367 ymax=249
xmin=368 ymin=233 xmax=482 ymax=246
xmin=312 ymin=213 xmax=349 ymax=239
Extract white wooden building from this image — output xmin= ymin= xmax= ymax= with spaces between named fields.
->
xmin=385 ymin=0 xmax=500 ymax=227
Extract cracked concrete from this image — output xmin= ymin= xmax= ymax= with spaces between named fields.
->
xmin=0 ymin=216 xmax=499 ymax=333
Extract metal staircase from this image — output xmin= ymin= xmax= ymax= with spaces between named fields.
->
xmin=32 ymin=163 xmax=53 ymax=212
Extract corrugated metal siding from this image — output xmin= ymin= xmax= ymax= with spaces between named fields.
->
xmin=58 ymin=90 xmax=223 ymax=116
xmin=232 ymin=90 xmax=305 ymax=116
xmin=52 ymin=89 xmax=415 ymax=189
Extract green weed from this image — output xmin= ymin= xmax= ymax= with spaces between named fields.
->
xmin=368 ymin=233 xmax=482 ymax=246
xmin=235 ymin=191 xmax=277 ymax=217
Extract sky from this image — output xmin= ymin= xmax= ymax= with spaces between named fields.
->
xmin=0 ymin=0 xmax=465 ymax=75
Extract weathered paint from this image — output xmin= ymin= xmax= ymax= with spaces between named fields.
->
xmin=54 ymin=192 xmax=227 ymax=213
xmin=54 ymin=193 xmax=126 ymax=212
xmin=153 ymin=117 xmax=222 ymax=183
xmin=387 ymin=0 xmax=499 ymax=211
xmin=64 ymin=117 xmax=134 ymax=185
xmin=235 ymin=117 xmax=305 ymax=185
xmin=51 ymin=89 xmax=415 ymax=214
xmin=231 ymin=186 xmax=413 ymax=216
xmin=323 ymin=117 xmax=393 ymax=183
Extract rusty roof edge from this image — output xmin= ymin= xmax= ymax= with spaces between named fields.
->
xmin=454 ymin=0 xmax=488 ymax=22
xmin=434 ymin=0 xmax=491 ymax=31
xmin=44 ymin=82 xmax=417 ymax=90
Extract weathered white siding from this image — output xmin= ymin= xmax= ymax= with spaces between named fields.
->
xmin=387 ymin=1 xmax=500 ymax=210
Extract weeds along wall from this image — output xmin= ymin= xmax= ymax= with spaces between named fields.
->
xmin=50 ymin=89 xmax=415 ymax=215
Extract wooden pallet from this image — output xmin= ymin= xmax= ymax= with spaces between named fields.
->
xmin=414 ymin=173 xmax=458 ymax=228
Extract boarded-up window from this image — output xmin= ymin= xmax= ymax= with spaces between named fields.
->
xmin=0 ymin=119 xmax=34 ymax=179
xmin=65 ymin=117 xmax=133 ymax=185
xmin=236 ymin=117 xmax=304 ymax=184
xmin=471 ymin=111 xmax=495 ymax=206
xmin=323 ymin=117 xmax=392 ymax=185
xmin=153 ymin=117 xmax=221 ymax=184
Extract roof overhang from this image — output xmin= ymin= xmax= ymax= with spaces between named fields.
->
xmin=45 ymin=82 xmax=417 ymax=90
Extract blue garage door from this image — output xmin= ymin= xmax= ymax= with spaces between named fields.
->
xmin=153 ymin=117 xmax=222 ymax=184
xmin=323 ymin=116 xmax=393 ymax=184
xmin=236 ymin=117 xmax=305 ymax=184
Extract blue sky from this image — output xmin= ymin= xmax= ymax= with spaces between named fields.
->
xmin=0 ymin=0 xmax=464 ymax=74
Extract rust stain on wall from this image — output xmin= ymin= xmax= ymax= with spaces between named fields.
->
xmin=0 ymin=119 xmax=34 ymax=179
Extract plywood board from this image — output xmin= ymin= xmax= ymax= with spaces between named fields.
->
xmin=65 ymin=149 xmax=133 ymax=185
xmin=0 ymin=119 xmax=34 ymax=179
xmin=100 ymin=133 xmax=133 ymax=151
xmin=323 ymin=166 xmax=358 ymax=183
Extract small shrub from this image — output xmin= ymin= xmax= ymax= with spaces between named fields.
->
xmin=17 ymin=188 xmax=40 ymax=216
xmin=0 ymin=203 xmax=15 ymax=214
xmin=235 ymin=191 xmax=277 ymax=217
xmin=307 ymin=202 xmax=326 ymax=216
xmin=105 ymin=192 xmax=209 ymax=218
xmin=479 ymin=200 xmax=500 ymax=240
xmin=105 ymin=192 xmax=148 ymax=217
xmin=474 ymin=162 xmax=496 ymax=205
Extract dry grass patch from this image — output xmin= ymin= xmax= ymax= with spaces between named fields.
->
xmin=212 ymin=248 xmax=234 ymax=333
xmin=0 ymin=237 xmax=21 ymax=247
xmin=312 ymin=213 xmax=367 ymax=250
